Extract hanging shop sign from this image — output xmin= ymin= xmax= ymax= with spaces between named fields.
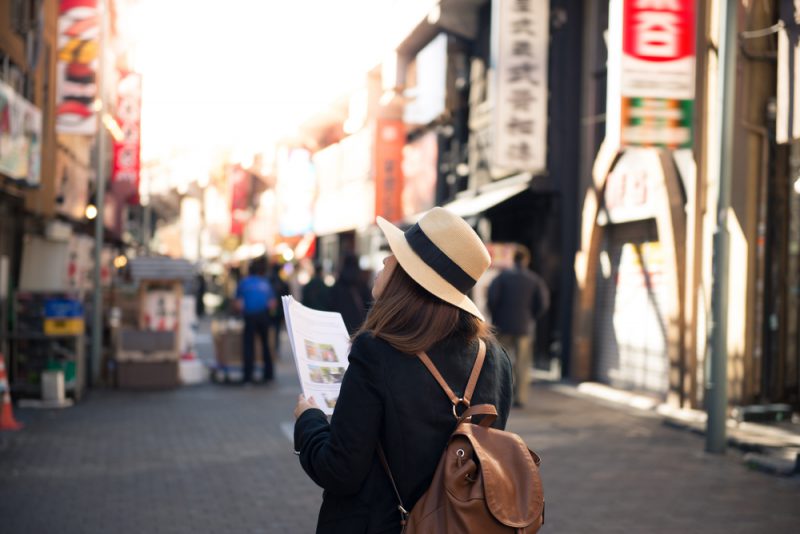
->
xmin=374 ymin=119 xmax=405 ymax=223
xmin=777 ymin=0 xmax=800 ymax=144
xmin=56 ymin=0 xmax=99 ymax=135
xmin=607 ymin=0 xmax=695 ymax=149
xmin=229 ymin=165 xmax=250 ymax=237
xmin=401 ymin=131 xmax=438 ymax=220
xmin=112 ymin=71 xmax=142 ymax=202
xmin=313 ymin=131 xmax=374 ymax=236
xmin=277 ymin=148 xmax=316 ymax=237
xmin=602 ymin=148 xmax=663 ymax=224
xmin=0 ymin=80 xmax=42 ymax=186
xmin=491 ymin=0 xmax=549 ymax=172
xmin=403 ymin=34 xmax=447 ymax=127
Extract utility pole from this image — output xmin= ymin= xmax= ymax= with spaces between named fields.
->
xmin=91 ymin=0 xmax=109 ymax=386
xmin=706 ymin=0 xmax=737 ymax=453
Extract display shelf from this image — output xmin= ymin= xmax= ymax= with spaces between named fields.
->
xmin=8 ymin=291 xmax=87 ymax=400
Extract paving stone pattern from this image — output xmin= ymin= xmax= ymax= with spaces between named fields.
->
xmin=1 ymin=327 xmax=798 ymax=533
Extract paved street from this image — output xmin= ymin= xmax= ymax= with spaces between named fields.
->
xmin=1 ymin=330 xmax=799 ymax=533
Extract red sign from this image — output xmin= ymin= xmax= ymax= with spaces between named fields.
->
xmin=623 ymin=0 xmax=695 ymax=62
xmin=112 ymin=70 xmax=142 ymax=204
xmin=374 ymin=119 xmax=405 ymax=223
xmin=401 ymin=131 xmax=438 ymax=219
xmin=610 ymin=0 xmax=696 ymax=148
xmin=56 ymin=0 xmax=99 ymax=135
xmin=229 ymin=165 xmax=250 ymax=236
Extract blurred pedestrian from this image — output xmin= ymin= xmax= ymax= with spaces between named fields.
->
xmin=235 ymin=256 xmax=276 ymax=384
xmin=268 ymin=262 xmax=290 ymax=359
xmin=195 ymin=272 xmax=206 ymax=318
xmin=330 ymin=252 xmax=372 ymax=334
xmin=293 ymin=207 xmax=513 ymax=533
xmin=488 ymin=244 xmax=550 ymax=407
xmin=301 ymin=261 xmax=331 ymax=311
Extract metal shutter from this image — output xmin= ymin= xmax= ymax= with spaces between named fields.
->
xmin=593 ymin=220 xmax=669 ymax=396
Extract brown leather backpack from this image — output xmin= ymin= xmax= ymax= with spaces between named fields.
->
xmin=379 ymin=339 xmax=545 ymax=533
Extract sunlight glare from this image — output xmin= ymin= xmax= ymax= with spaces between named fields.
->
xmin=132 ymin=0 xmax=400 ymax=160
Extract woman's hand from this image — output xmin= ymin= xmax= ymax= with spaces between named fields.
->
xmin=294 ymin=394 xmax=320 ymax=419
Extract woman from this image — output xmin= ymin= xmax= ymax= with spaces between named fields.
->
xmin=294 ymin=208 xmax=514 ymax=533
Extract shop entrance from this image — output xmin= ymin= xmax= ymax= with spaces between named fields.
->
xmin=486 ymin=190 xmax=560 ymax=370
xmin=593 ymin=219 xmax=669 ymax=396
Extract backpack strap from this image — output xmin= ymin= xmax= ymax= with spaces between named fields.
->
xmin=377 ymin=444 xmax=409 ymax=530
xmin=417 ymin=339 xmax=486 ymax=417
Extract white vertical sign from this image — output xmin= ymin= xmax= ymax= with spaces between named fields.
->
xmin=491 ymin=0 xmax=549 ymax=172
xmin=777 ymin=4 xmax=800 ymax=144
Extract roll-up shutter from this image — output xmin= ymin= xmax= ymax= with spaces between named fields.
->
xmin=594 ymin=220 xmax=669 ymax=396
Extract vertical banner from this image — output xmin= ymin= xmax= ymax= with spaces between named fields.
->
xmin=56 ymin=0 xmax=99 ymax=135
xmin=609 ymin=0 xmax=695 ymax=149
xmin=491 ymin=0 xmax=549 ymax=172
xmin=0 ymin=80 xmax=42 ymax=185
xmin=229 ymin=165 xmax=250 ymax=237
xmin=374 ymin=119 xmax=405 ymax=223
xmin=401 ymin=131 xmax=438 ymax=219
xmin=278 ymin=148 xmax=316 ymax=237
xmin=777 ymin=0 xmax=800 ymax=144
xmin=112 ymin=71 xmax=142 ymax=202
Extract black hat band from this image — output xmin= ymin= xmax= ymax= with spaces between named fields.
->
xmin=404 ymin=224 xmax=476 ymax=294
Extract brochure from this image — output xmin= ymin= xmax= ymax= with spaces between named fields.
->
xmin=282 ymin=295 xmax=351 ymax=415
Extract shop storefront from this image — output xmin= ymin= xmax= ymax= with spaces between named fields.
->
xmin=594 ymin=220 xmax=669 ymax=395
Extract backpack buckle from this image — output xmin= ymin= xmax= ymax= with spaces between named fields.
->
xmin=452 ymin=398 xmax=470 ymax=419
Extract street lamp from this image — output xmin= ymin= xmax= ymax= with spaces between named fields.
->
xmin=85 ymin=203 xmax=98 ymax=220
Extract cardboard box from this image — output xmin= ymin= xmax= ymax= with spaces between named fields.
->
xmin=116 ymin=360 xmax=180 ymax=390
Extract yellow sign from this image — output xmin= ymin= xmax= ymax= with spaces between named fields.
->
xmin=44 ymin=318 xmax=85 ymax=336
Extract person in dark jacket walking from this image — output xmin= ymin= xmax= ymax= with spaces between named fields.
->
xmin=293 ymin=207 xmax=513 ymax=534
xmin=487 ymin=244 xmax=550 ymax=407
xmin=301 ymin=261 xmax=331 ymax=311
xmin=267 ymin=263 xmax=290 ymax=358
xmin=329 ymin=252 xmax=372 ymax=334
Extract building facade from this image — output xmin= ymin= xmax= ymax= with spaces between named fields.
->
xmin=572 ymin=0 xmax=800 ymax=410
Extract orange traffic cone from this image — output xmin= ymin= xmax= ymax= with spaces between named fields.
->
xmin=0 ymin=355 xmax=22 ymax=431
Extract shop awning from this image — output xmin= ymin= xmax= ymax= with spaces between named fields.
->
xmin=441 ymin=177 xmax=530 ymax=218
xmin=128 ymin=257 xmax=196 ymax=281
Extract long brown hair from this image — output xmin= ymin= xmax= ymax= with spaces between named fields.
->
xmin=357 ymin=263 xmax=493 ymax=354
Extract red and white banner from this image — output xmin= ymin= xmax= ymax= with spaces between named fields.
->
xmin=56 ymin=0 xmax=99 ymax=135
xmin=608 ymin=0 xmax=695 ymax=148
xmin=112 ymin=70 xmax=142 ymax=203
xmin=229 ymin=165 xmax=250 ymax=237
xmin=621 ymin=0 xmax=695 ymax=99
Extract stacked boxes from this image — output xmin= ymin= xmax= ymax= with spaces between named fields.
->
xmin=43 ymin=298 xmax=85 ymax=336
xmin=115 ymin=328 xmax=179 ymax=389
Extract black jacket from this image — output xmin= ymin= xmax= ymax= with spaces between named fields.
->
xmin=302 ymin=276 xmax=332 ymax=312
xmin=330 ymin=279 xmax=372 ymax=334
xmin=294 ymin=333 xmax=513 ymax=533
xmin=488 ymin=266 xmax=550 ymax=336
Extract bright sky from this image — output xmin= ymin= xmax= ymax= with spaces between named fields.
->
xmin=128 ymin=0 xmax=423 ymax=161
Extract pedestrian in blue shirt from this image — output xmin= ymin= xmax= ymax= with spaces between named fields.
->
xmin=235 ymin=256 xmax=276 ymax=384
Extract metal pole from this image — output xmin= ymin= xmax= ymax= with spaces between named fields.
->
xmin=706 ymin=0 xmax=738 ymax=453
xmin=0 ymin=256 xmax=9 ymax=361
xmin=91 ymin=0 xmax=108 ymax=386
xmin=142 ymin=203 xmax=151 ymax=255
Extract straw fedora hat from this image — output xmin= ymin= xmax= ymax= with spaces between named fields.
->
xmin=376 ymin=207 xmax=491 ymax=320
